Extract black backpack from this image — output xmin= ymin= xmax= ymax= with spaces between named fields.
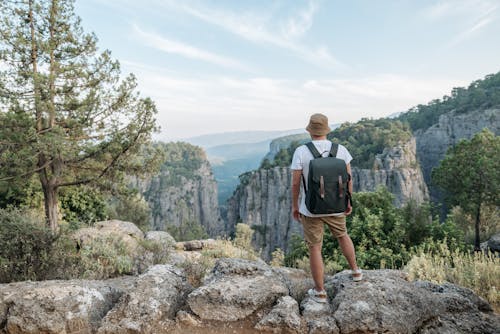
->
xmin=302 ymin=142 xmax=352 ymax=214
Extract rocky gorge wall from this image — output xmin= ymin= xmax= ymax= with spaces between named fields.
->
xmin=415 ymin=108 xmax=500 ymax=202
xmin=132 ymin=155 xmax=223 ymax=237
xmin=226 ymin=138 xmax=429 ymax=259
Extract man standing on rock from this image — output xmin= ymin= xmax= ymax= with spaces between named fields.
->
xmin=291 ymin=113 xmax=363 ymax=303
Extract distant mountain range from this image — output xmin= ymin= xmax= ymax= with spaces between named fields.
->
xmin=184 ymin=128 xmax=308 ymax=149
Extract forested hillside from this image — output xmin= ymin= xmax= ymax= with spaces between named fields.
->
xmin=398 ymin=72 xmax=500 ymax=131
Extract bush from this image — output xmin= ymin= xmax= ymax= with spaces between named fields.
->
xmin=59 ymin=186 xmax=108 ymax=229
xmin=107 ymin=193 xmax=151 ymax=232
xmin=0 ymin=208 xmax=81 ymax=282
xmin=77 ymin=235 xmax=135 ymax=279
xmin=167 ymin=219 xmax=208 ymax=242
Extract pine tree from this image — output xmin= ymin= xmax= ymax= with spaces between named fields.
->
xmin=0 ymin=0 xmax=160 ymax=230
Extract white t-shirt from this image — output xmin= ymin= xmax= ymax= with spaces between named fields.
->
xmin=290 ymin=140 xmax=353 ymax=217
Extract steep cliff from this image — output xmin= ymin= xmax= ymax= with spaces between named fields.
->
xmin=133 ymin=142 xmax=223 ymax=237
xmin=226 ymin=167 xmax=301 ymax=259
xmin=415 ymin=108 xmax=500 ymax=201
xmin=227 ymin=138 xmax=428 ymax=258
xmin=352 ymin=137 xmax=429 ymax=207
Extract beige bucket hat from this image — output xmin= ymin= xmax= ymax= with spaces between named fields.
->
xmin=306 ymin=113 xmax=331 ymax=136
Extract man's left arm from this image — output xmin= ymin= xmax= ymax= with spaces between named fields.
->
xmin=291 ymin=170 xmax=302 ymax=221
xmin=345 ymin=163 xmax=353 ymax=215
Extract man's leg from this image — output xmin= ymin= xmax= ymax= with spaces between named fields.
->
xmin=309 ymin=243 xmax=324 ymax=291
xmin=337 ymin=234 xmax=359 ymax=271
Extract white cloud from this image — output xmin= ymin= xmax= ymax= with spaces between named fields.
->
xmin=423 ymin=0 xmax=498 ymax=48
xmin=124 ymin=63 xmax=466 ymax=140
xmin=156 ymin=0 xmax=343 ymax=69
xmin=132 ymin=25 xmax=250 ymax=71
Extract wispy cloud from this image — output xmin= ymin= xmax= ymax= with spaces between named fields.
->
xmin=132 ymin=25 xmax=250 ymax=71
xmin=423 ymin=0 xmax=498 ymax=48
xmin=157 ymin=0 xmax=344 ymax=69
xmin=127 ymin=63 xmax=464 ymax=140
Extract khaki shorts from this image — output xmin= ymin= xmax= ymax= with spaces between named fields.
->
xmin=300 ymin=214 xmax=347 ymax=246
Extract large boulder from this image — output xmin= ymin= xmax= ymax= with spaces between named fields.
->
xmin=98 ymin=265 xmax=190 ymax=334
xmin=255 ymin=296 xmax=302 ymax=333
xmin=0 ymin=280 xmax=122 ymax=334
xmin=326 ymin=269 xmax=499 ymax=334
xmin=187 ymin=258 xmax=288 ymax=321
xmin=415 ymin=281 xmax=500 ymax=334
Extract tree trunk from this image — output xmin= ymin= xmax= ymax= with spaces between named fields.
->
xmin=474 ymin=204 xmax=481 ymax=251
xmin=42 ymin=181 xmax=59 ymax=232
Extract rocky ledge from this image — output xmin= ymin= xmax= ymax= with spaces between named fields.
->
xmin=0 ymin=258 xmax=498 ymax=334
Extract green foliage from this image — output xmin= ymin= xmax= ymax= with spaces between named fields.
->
xmin=0 ymin=175 xmax=43 ymax=209
xmin=398 ymin=72 xmax=500 ymax=131
xmin=0 ymin=0 xmax=160 ymax=229
xmin=0 ymin=209 xmax=73 ymax=283
xmin=260 ymin=141 xmax=302 ymax=169
xmin=432 ymin=129 xmax=499 ymax=249
xmin=155 ymin=142 xmax=206 ymax=185
xmin=448 ymin=205 xmax=499 ymax=245
xmin=167 ymin=219 xmax=208 ymax=242
xmin=59 ymin=186 xmax=108 ymax=229
xmin=327 ymin=118 xmax=412 ymax=168
xmin=77 ymin=235 xmax=134 ymax=279
xmin=107 ymin=192 xmax=151 ymax=232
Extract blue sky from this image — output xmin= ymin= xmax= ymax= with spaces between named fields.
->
xmin=75 ymin=0 xmax=500 ymax=141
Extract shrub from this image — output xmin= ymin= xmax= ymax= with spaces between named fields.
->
xmin=0 ymin=208 xmax=58 ymax=282
xmin=59 ymin=186 xmax=108 ymax=229
xmin=270 ymin=248 xmax=285 ymax=267
xmin=107 ymin=193 xmax=151 ymax=232
xmin=167 ymin=219 xmax=209 ymax=242
xmin=77 ymin=235 xmax=135 ymax=279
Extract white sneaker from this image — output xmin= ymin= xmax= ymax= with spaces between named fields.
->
xmin=352 ymin=269 xmax=363 ymax=282
xmin=307 ymin=288 xmax=328 ymax=303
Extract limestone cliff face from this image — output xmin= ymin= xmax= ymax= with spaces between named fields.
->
xmin=415 ymin=108 xmax=500 ymax=201
xmin=352 ymin=137 xmax=429 ymax=207
xmin=133 ymin=153 xmax=223 ymax=237
xmin=226 ymin=167 xmax=302 ymax=259
xmin=226 ymin=138 xmax=428 ymax=259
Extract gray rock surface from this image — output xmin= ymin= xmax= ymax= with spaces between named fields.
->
xmin=98 ymin=265 xmax=190 ymax=334
xmin=255 ymin=296 xmax=302 ymax=333
xmin=415 ymin=108 xmax=500 ymax=203
xmin=144 ymin=230 xmax=176 ymax=247
xmin=0 ymin=262 xmax=498 ymax=334
xmin=351 ymin=138 xmax=429 ymax=206
xmin=487 ymin=233 xmax=500 ymax=252
xmin=133 ymin=158 xmax=224 ymax=236
xmin=187 ymin=258 xmax=288 ymax=321
xmin=326 ymin=270 xmax=442 ymax=334
xmin=0 ymin=280 xmax=122 ymax=334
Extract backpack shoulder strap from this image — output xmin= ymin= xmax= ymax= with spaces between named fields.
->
xmin=329 ymin=143 xmax=339 ymax=157
xmin=305 ymin=142 xmax=322 ymax=159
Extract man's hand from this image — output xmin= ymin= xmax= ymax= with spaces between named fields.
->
xmin=344 ymin=202 xmax=352 ymax=216
xmin=292 ymin=207 xmax=300 ymax=221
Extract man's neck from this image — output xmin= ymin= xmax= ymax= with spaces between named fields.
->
xmin=311 ymin=135 xmax=327 ymax=140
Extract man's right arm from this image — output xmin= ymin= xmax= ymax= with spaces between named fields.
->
xmin=291 ymin=169 xmax=302 ymax=221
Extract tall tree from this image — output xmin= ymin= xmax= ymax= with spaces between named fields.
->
xmin=432 ymin=129 xmax=500 ymax=250
xmin=0 ymin=0 xmax=160 ymax=230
